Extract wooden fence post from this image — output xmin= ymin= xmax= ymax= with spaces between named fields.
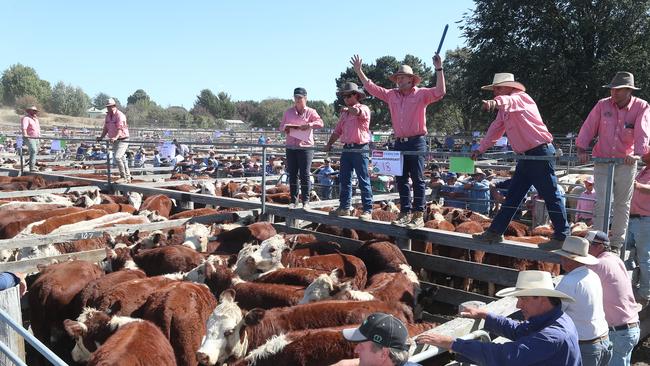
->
xmin=0 ymin=285 xmax=24 ymax=363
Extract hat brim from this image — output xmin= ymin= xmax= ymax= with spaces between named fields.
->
xmin=342 ymin=327 xmax=367 ymax=342
xmin=389 ymin=73 xmax=422 ymax=85
xmin=552 ymin=249 xmax=600 ymax=265
xmin=336 ymin=90 xmax=366 ymax=99
xmin=105 ymin=103 xmax=116 ymax=107
xmin=602 ymin=84 xmax=641 ymax=90
xmin=26 ymin=107 xmax=39 ymax=111
xmin=481 ymin=81 xmax=526 ymax=92
xmin=496 ymin=287 xmax=575 ymax=301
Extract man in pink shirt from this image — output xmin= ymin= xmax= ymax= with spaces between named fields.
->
xmin=325 ymin=82 xmax=373 ymax=220
xmin=351 ymin=54 xmax=445 ymax=228
xmin=576 ymin=176 xmax=596 ymax=225
xmin=586 ymin=230 xmax=640 ymax=366
xmin=97 ymin=98 xmax=131 ymax=183
xmin=627 ymin=152 xmax=650 ymax=309
xmin=20 ymin=105 xmax=41 ymax=171
xmin=577 ymin=72 xmax=650 ymax=251
xmin=471 ymin=73 xmax=569 ymax=246
xmin=279 ymin=87 xmax=323 ymax=209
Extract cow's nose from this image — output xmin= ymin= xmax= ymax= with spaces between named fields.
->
xmin=196 ymin=351 xmax=212 ymax=365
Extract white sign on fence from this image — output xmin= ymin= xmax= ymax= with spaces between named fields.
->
xmin=50 ymin=140 xmax=62 ymax=151
xmin=371 ymin=150 xmax=403 ymax=176
xmin=16 ymin=136 xmax=23 ymax=149
xmin=158 ymin=141 xmax=176 ymax=159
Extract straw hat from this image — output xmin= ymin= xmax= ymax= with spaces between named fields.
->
xmin=389 ymin=65 xmax=422 ymax=85
xmin=105 ymin=98 xmax=117 ymax=107
xmin=552 ymin=236 xmax=599 ymax=265
xmin=495 ymin=270 xmax=575 ymax=301
xmin=473 ymin=167 xmax=486 ymax=177
xmin=25 ymin=105 xmax=39 ymax=112
xmin=481 ymin=73 xmax=526 ymax=92
xmin=603 ymin=72 xmax=640 ymax=90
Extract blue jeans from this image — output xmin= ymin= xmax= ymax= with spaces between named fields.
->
xmin=394 ymin=136 xmax=426 ymax=213
xmin=319 ymin=185 xmax=332 ymax=200
xmin=579 ymin=337 xmax=612 ymax=366
xmin=286 ymin=148 xmax=313 ymax=204
xmin=339 ymin=144 xmax=373 ymax=212
xmin=609 ymin=326 xmax=640 ymax=366
xmin=628 ymin=216 xmax=650 ymax=300
xmin=26 ymin=137 xmax=39 ymax=171
xmin=489 ymin=143 xmax=569 ymax=239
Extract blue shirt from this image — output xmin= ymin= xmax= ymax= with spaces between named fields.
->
xmin=465 ymin=178 xmax=490 ymax=214
xmin=316 ymin=166 xmax=335 ymax=186
xmin=0 ymin=272 xmax=19 ymax=291
xmin=451 ymin=306 xmax=581 ymax=366
xmin=441 ymin=182 xmax=466 ymax=209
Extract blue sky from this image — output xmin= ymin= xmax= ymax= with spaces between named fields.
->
xmin=1 ymin=0 xmax=475 ymax=108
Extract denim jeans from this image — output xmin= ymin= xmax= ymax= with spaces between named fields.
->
xmin=394 ymin=136 xmax=426 ymax=213
xmin=489 ymin=143 xmax=569 ymax=239
xmin=26 ymin=137 xmax=39 ymax=171
xmin=339 ymin=144 xmax=373 ymax=212
xmin=609 ymin=326 xmax=640 ymax=366
xmin=286 ymin=148 xmax=313 ymax=204
xmin=579 ymin=337 xmax=612 ymax=366
xmin=628 ymin=216 xmax=650 ymax=300
xmin=319 ymin=185 xmax=332 ymax=200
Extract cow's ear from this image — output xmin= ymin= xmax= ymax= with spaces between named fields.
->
xmin=227 ymin=254 xmax=238 ymax=268
xmin=36 ymin=263 xmax=48 ymax=272
xmin=220 ymin=289 xmax=236 ymax=303
xmin=244 ymin=308 xmax=265 ymax=326
xmin=63 ymin=319 xmax=86 ymax=337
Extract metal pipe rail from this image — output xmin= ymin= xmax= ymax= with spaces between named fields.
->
xmin=0 ymin=307 xmax=67 ymax=366
xmin=409 ymin=329 xmax=490 ymax=363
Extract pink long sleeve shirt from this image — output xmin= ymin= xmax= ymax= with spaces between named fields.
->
xmin=333 ymin=103 xmax=371 ymax=144
xmin=576 ymin=96 xmax=650 ymax=158
xmin=631 ymin=166 xmax=650 ymax=216
xmin=477 ymin=91 xmax=553 ymax=154
xmin=21 ymin=115 xmax=40 ymax=138
xmin=362 ymin=80 xmax=444 ymax=138
xmin=103 ymin=110 xmax=129 ymax=139
xmin=280 ymin=106 xmax=323 ymax=147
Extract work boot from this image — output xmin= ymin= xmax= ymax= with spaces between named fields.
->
xmin=538 ymin=238 xmax=564 ymax=251
xmin=359 ymin=211 xmax=372 ymax=221
xmin=472 ymin=230 xmax=504 ymax=244
xmin=329 ymin=207 xmax=352 ymax=217
xmin=391 ymin=212 xmax=411 ymax=227
xmin=406 ymin=211 xmax=425 ymax=229
xmin=302 ymin=202 xmax=310 ymax=210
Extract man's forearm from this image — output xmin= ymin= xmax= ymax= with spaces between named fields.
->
xmin=327 ymin=133 xmax=340 ymax=147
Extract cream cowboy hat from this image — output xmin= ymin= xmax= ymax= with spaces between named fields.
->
xmin=603 ymin=71 xmax=640 ymax=90
xmin=552 ymin=236 xmax=599 ymax=265
xmin=496 ymin=270 xmax=575 ymax=301
xmin=481 ymin=73 xmax=526 ymax=92
xmin=389 ymin=65 xmax=422 ymax=85
xmin=105 ymin=98 xmax=117 ymax=107
xmin=26 ymin=105 xmax=39 ymax=112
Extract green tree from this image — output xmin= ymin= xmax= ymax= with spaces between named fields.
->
xmin=194 ymin=89 xmax=236 ymax=119
xmin=14 ymin=95 xmax=43 ymax=115
xmin=462 ymin=0 xmax=650 ymax=132
xmin=306 ymin=100 xmax=336 ymax=128
xmin=167 ymin=106 xmax=192 ymax=128
xmin=235 ymin=100 xmax=260 ymax=123
xmin=49 ymin=81 xmax=90 ymax=116
xmin=1 ymin=64 xmax=51 ymax=106
xmin=249 ymin=98 xmax=292 ymax=128
xmin=127 ymin=89 xmax=152 ymax=106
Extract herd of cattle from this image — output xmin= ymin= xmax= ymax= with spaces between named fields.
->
xmin=0 ymin=173 xmax=595 ymax=365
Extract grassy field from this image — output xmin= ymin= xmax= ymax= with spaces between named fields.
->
xmin=0 ymin=107 xmax=104 ymax=132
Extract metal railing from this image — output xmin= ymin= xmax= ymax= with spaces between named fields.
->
xmin=409 ymin=329 xmax=490 ymax=363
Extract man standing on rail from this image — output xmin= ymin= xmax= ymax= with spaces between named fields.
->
xmin=97 ymin=98 xmax=131 ymax=183
xmin=325 ymin=82 xmax=373 ymax=220
xmin=20 ymin=105 xmax=41 ymax=171
xmin=351 ymin=54 xmax=446 ymax=228
xmin=416 ymin=270 xmax=581 ymax=365
xmin=576 ymin=72 xmax=650 ymax=252
xmin=471 ymin=73 xmax=569 ymax=248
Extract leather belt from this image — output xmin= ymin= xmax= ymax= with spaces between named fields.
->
xmin=396 ymin=135 xmax=424 ymax=143
xmin=343 ymin=143 xmax=368 ymax=149
xmin=609 ymin=322 xmax=639 ymax=332
xmin=579 ymin=333 xmax=608 ymax=344
xmin=630 ymin=214 xmax=648 ymax=219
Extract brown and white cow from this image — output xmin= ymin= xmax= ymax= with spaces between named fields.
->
xmin=64 ymin=309 xmax=176 ymax=365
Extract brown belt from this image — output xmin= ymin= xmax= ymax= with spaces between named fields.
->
xmin=579 ymin=333 xmax=608 ymax=344
xmin=630 ymin=214 xmax=648 ymax=219
xmin=609 ymin=322 xmax=639 ymax=332
xmin=396 ymin=135 xmax=424 ymax=143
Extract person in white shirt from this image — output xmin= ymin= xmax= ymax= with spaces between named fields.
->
xmin=554 ymin=236 xmax=612 ymax=366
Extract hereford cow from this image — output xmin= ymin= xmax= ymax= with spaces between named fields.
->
xmin=73 ymin=269 xmax=147 ymax=316
xmin=139 ymin=194 xmax=175 ymax=218
xmin=133 ymin=245 xmax=204 ymax=276
xmin=92 ymin=275 xmax=181 ymax=316
xmin=63 ymin=310 xmax=176 ymax=365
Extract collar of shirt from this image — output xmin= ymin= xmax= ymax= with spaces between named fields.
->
xmin=610 ymin=96 xmax=635 ymax=111
xmin=525 ymin=305 xmax=564 ymax=331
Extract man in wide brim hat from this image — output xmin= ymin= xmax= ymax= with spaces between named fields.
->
xmin=25 ymin=105 xmax=39 ymax=112
xmin=416 ymin=270 xmax=581 ymax=365
xmin=602 ymin=71 xmax=640 ymax=90
xmin=336 ymin=82 xmax=366 ymax=99
xmin=480 ymin=72 xmax=526 ymax=92
xmin=552 ymin=236 xmax=599 ymax=265
xmin=388 ymin=65 xmax=422 ymax=85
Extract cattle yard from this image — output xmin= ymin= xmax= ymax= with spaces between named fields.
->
xmin=0 ymin=138 xmax=648 ymax=365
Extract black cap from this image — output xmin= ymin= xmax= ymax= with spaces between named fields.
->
xmin=585 ymin=230 xmax=610 ymax=246
xmin=294 ymin=87 xmax=307 ymax=97
xmin=342 ymin=313 xmax=409 ymax=351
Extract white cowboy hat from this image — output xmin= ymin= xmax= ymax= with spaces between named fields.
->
xmin=495 ymin=270 xmax=575 ymax=301
xmin=389 ymin=65 xmax=422 ymax=85
xmin=105 ymin=98 xmax=117 ymax=107
xmin=481 ymin=73 xmax=526 ymax=92
xmin=552 ymin=236 xmax=599 ymax=265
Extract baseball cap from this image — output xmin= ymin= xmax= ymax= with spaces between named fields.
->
xmin=584 ymin=230 xmax=610 ymax=246
xmin=342 ymin=313 xmax=409 ymax=351
xmin=293 ymin=87 xmax=307 ymax=97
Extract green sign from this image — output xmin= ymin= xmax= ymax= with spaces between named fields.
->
xmin=372 ymin=134 xmax=382 ymax=142
xmin=0 ymin=136 xmax=5 ymax=144
xmin=449 ymin=157 xmax=475 ymax=174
